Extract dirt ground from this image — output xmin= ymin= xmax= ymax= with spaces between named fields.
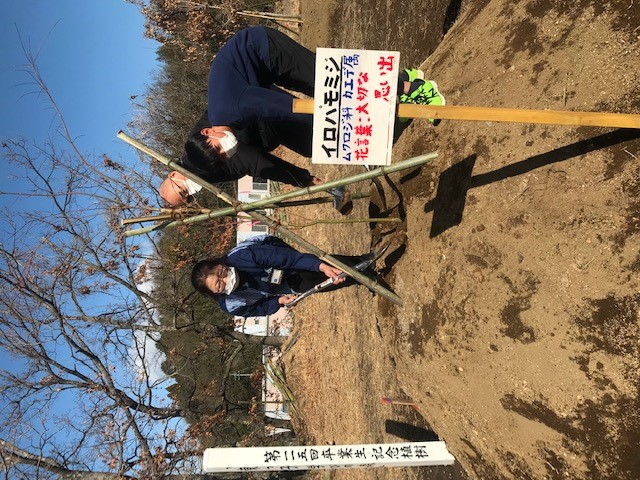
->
xmin=276 ymin=0 xmax=640 ymax=479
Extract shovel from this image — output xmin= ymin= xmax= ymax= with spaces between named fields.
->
xmin=285 ymin=244 xmax=389 ymax=308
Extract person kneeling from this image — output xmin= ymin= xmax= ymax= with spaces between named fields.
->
xmin=191 ymin=234 xmax=371 ymax=317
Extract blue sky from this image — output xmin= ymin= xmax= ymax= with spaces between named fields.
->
xmin=0 ymin=0 xmax=159 ymax=191
xmin=0 ymin=0 xmax=171 ymax=442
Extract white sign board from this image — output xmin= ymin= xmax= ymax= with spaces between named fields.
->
xmin=203 ymin=441 xmax=455 ymax=472
xmin=312 ymin=48 xmax=400 ymax=166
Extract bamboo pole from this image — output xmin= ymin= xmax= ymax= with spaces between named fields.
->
xmin=238 ymin=10 xmax=303 ymax=23
xmin=381 ymin=397 xmax=416 ymax=406
xmin=263 ymin=191 xmax=370 ymax=208
xmin=381 ymin=396 xmax=420 ymax=412
xmin=121 ymin=197 xmax=366 ymax=227
xmin=120 ymin=194 xmax=370 ymax=227
xmin=286 ymin=217 xmax=401 ymax=228
xmin=117 ymin=131 xmax=418 ymax=306
xmin=121 ymin=214 xmax=173 ymax=226
xmin=122 ymin=153 xmax=436 ymax=237
xmin=292 ymin=99 xmax=640 ymax=129
xmin=124 ymin=212 xmax=398 ymax=235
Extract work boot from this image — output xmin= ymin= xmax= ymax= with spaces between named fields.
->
xmin=399 ymin=80 xmax=446 ymax=125
xmin=399 ymin=68 xmax=425 ymax=83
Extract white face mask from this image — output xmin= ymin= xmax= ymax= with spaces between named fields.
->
xmin=224 ymin=267 xmax=238 ymax=294
xmin=216 ymin=131 xmax=238 ymax=158
xmin=183 ymin=178 xmax=202 ymax=195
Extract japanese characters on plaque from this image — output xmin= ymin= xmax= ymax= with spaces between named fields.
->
xmin=203 ymin=441 xmax=456 ymax=472
xmin=312 ymin=48 xmax=400 ymax=166
xmin=261 ymin=443 xmax=431 ymax=468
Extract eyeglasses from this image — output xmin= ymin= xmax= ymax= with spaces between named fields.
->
xmin=206 ymin=265 xmax=228 ymax=294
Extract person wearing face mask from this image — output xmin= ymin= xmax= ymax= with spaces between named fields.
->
xmin=158 ymin=112 xmax=324 ymax=207
xmin=160 ymin=25 xmax=323 ymax=207
xmin=160 ymin=26 xmax=444 ymax=206
xmin=190 ymin=234 xmax=378 ymax=317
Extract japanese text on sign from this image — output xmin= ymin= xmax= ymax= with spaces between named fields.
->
xmin=262 ymin=443 xmax=430 ymax=465
xmin=203 ymin=441 xmax=456 ymax=472
xmin=312 ymin=48 xmax=400 ymax=166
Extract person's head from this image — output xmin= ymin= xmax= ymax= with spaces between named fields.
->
xmin=160 ymin=123 xmax=240 ymax=206
xmin=191 ymin=258 xmax=229 ymax=297
xmin=159 ymin=171 xmax=200 ymax=206
xmin=201 ymin=126 xmax=238 ymax=157
xmin=185 ymin=126 xmax=238 ymax=167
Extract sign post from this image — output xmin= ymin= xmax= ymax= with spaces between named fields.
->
xmin=203 ymin=441 xmax=455 ymax=473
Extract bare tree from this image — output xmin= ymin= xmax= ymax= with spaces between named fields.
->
xmin=126 ymin=0 xmax=247 ymax=64
xmin=0 ymin=48 xmax=284 ymax=479
xmin=0 ymin=48 xmax=202 ymax=478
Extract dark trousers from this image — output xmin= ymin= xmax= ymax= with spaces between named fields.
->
xmin=265 ymin=27 xmax=315 ymax=97
xmin=287 ymin=255 xmax=373 ymax=293
xmin=264 ymin=27 xmax=406 ymax=156
xmin=264 ymin=28 xmax=315 ymax=157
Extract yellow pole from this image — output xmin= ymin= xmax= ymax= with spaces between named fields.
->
xmin=292 ymin=99 xmax=640 ymax=129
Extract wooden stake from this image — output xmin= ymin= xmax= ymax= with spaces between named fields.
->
xmin=292 ymin=99 xmax=640 ymax=129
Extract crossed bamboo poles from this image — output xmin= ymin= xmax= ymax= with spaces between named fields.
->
xmin=119 ymin=192 xmax=374 ymax=228
xmin=122 ymin=190 xmax=383 ymax=235
xmin=118 ymin=131 xmax=440 ymax=306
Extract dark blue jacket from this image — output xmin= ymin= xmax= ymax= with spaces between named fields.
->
xmin=219 ymin=235 xmax=322 ymax=317
xmin=180 ymin=110 xmax=315 ymax=188
xmin=207 ymin=26 xmax=305 ymax=128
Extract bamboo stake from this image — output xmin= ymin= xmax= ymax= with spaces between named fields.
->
xmin=117 ymin=131 xmax=417 ymax=306
xmin=124 ymin=212 xmax=397 ymax=234
xmin=381 ymin=396 xmax=420 ymax=412
xmin=121 ymin=206 xmax=222 ymax=225
xmin=121 ymin=193 xmax=370 ymax=227
xmin=265 ymin=191 xmax=370 ymax=208
xmin=237 ymin=10 xmax=303 ymax=23
xmin=122 ymin=152 xmax=437 ymax=237
xmin=121 ymin=214 xmax=173 ymax=226
xmin=187 ymin=1 xmax=304 ymax=24
xmin=292 ymin=99 xmax=640 ymax=129
xmin=381 ymin=397 xmax=416 ymax=406
xmin=286 ymin=217 xmax=401 ymax=229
